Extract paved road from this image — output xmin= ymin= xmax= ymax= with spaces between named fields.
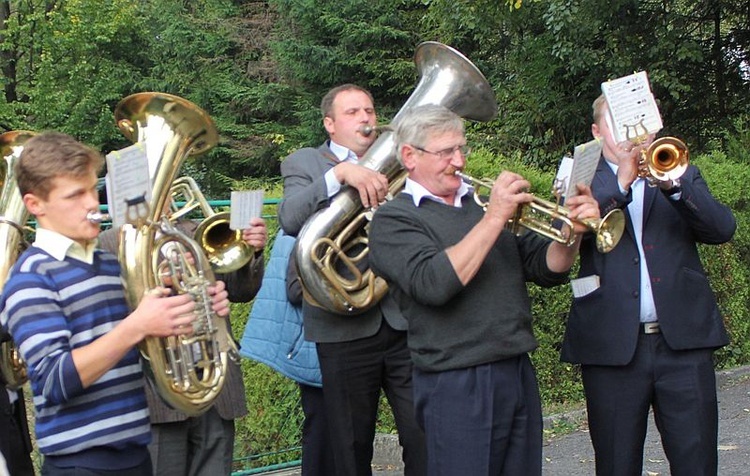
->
xmin=265 ymin=365 xmax=750 ymax=476
xmin=543 ymin=365 xmax=750 ymax=475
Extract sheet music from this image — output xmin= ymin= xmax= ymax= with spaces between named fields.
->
xmin=105 ymin=143 xmax=152 ymax=228
xmin=601 ymin=71 xmax=663 ymax=143
xmin=571 ymin=274 xmax=600 ymax=298
xmin=555 ymin=138 xmax=603 ymax=199
xmin=229 ymin=190 xmax=264 ymax=230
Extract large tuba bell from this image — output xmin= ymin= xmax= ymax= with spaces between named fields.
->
xmin=295 ymin=42 xmax=498 ymax=315
xmin=114 ymin=92 xmax=235 ymax=416
xmin=0 ymin=131 xmax=35 ymax=390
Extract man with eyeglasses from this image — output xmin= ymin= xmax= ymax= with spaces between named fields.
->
xmin=277 ymin=84 xmax=426 ymax=476
xmin=368 ymin=104 xmax=601 ymax=475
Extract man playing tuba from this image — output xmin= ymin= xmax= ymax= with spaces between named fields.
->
xmin=98 ymin=214 xmax=267 ymax=476
xmin=278 ymin=84 xmax=427 ymax=476
xmin=0 ymin=132 xmax=231 ymax=476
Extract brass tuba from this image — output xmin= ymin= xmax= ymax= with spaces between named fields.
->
xmin=169 ymin=176 xmax=254 ymax=273
xmin=0 ymin=130 xmax=35 ymax=390
xmin=294 ymin=42 xmax=498 ymax=315
xmin=114 ymin=92 xmax=235 ymax=416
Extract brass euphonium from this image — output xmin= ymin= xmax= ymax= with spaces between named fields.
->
xmin=454 ymin=171 xmax=626 ymax=253
xmin=0 ymin=130 xmax=35 ymax=390
xmin=169 ymin=176 xmax=254 ymax=273
xmin=294 ymin=41 xmax=498 ymax=315
xmin=114 ymin=92 xmax=235 ymax=416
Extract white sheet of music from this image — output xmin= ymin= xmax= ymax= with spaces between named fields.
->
xmin=601 ymin=71 xmax=663 ymax=143
xmin=229 ymin=190 xmax=264 ymax=230
xmin=571 ymin=274 xmax=600 ymax=298
xmin=105 ymin=143 xmax=152 ymax=228
xmin=555 ymin=138 xmax=603 ymax=199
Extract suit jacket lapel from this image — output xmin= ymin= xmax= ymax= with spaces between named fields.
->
xmin=596 ymin=158 xmax=637 ymax=241
xmin=320 ymin=142 xmax=341 ymax=168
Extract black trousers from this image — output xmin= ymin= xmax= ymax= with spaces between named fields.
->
xmin=1 ymin=389 xmax=34 ymax=476
xmin=582 ymin=332 xmax=718 ymax=476
xmin=299 ymin=383 xmax=336 ymax=476
xmin=316 ymin=321 xmax=426 ymax=476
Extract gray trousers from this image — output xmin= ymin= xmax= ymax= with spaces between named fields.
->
xmin=148 ymin=407 xmax=235 ymax=476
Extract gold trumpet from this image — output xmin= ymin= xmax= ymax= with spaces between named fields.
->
xmin=639 ymin=136 xmax=689 ymax=185
xmin=624 ymin=123 xmax=689 ymax=187
xmin=455 ymin=171 xmax=625 ymax=253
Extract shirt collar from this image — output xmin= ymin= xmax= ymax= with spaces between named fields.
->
xmin=329 ymin=140 xmax=358 ymax=163
xmin=34 ymin=227 xmax=98 ymax=264
xmin=404 ymin=178 xmax=472 ymax=207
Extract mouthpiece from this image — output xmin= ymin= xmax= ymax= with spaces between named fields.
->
xmin=359 ymin=125 xmax=376 ymax=136
xmin=86 ymin=211 xmax=110 ymax=223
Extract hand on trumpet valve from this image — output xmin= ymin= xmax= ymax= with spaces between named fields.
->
xmin=485 ymin=171 xmax=533 ymax=224
xmin=563 ymin=185 xmax=601 ymax=235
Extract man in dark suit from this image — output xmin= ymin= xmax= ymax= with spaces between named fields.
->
xmin=277 ymin=84 xmax=426 ymax=476
xmin=562 ymin=94 xmax=736 ymax=475
xmin=98 ymin=217 xmax=267 ymax=476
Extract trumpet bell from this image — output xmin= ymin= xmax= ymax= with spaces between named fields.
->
xmin=644 ymin=136 xmax=689 ymax=183
xmin=194 ymin=211 xmax=255 ymax=273
xmin=594 ymin=209 xmax=626 ymax=253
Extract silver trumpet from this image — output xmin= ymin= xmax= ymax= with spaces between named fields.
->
xmin=455 ymin=171 xmax=625 ymax=253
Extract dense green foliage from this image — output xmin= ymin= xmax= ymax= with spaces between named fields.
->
xmin=3 ymin=0 xmax=748 ymax=470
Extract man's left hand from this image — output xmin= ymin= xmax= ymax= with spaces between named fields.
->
xmin=241 ymin=217 xmax=268 ymax=250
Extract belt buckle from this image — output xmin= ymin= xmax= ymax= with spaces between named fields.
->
xmin=643 ymin=322 xmax=660 ymax=334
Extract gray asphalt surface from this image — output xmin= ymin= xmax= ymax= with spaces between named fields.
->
xmin=542 ymin=365 xmax=750 ymax=475
xmin=265 ymin=365 xmax=750 ymax=476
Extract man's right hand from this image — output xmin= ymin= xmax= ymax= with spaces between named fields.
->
xmin=131 ymin=289 xmax=196 ymax=339
xmin=485 ymin=171 xmax=533 ymax=226
xmin=333 ymin=162 xmax=389 ymax=208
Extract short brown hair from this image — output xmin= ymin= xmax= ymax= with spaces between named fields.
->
xmin=319 ymin=84 xmax=374 ymax=119
xmin=15 ymin=131 xmax=104 ymax=199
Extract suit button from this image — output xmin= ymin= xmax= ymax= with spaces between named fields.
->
xmin=632 ymin=291 xmax=639 ymax=298
xmin=633 ymin=257 xmax=639 ymax=264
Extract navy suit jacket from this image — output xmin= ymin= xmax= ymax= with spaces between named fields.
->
xmin=561 ymin=157 xmax=736 ymax=366
xmin=278 ymin=142 xmax=406 ymax=344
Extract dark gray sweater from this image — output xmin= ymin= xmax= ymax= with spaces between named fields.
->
xmin=369 ymin=193 xmax=569 ymax=372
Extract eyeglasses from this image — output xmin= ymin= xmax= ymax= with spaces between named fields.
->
xmin=413 ymin=144 xmax=471 ymax=160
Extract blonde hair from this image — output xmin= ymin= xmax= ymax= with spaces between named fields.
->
xmin=592 ymin=94 xmax=608 ymax=125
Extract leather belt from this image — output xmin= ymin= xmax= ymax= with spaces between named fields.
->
xmin=642 ymin=322 xmax=661 ymax=334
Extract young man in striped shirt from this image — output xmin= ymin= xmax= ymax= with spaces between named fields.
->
xmin=0 ymin=132 xmax=231 ymax=475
